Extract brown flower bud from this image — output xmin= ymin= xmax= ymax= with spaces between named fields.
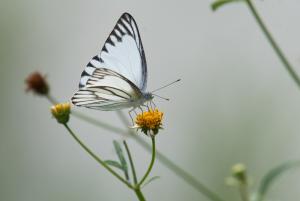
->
xmin=25 ymin=72 xmax=49 ymax=95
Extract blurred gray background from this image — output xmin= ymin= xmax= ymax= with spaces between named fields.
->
xmin=1 ymin=0 xmax=300 ymax=200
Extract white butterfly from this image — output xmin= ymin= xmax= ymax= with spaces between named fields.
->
xmin=71 ymin=13 xmax=154 ymax=116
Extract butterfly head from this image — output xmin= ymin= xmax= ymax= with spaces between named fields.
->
xmin=143 ymin=92 xmax=154 ymax=101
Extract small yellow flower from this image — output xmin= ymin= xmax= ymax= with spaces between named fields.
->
xmin=134 ymin=109 xmax=163 ymax=136
xmin=51 ymin=102 xmax=71 ymax=124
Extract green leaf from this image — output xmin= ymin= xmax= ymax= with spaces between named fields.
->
xmin=142 ymin=176 xmax=160 ymax=188
xmin=211 ymin=0 xmax=244 ymax=11
xmin=113 ymin=140 xmax=127 ymax=169
xmin=104 ymin=160 xmax=123 ymax=170
xmin=254 ymin=160 xmax=300 ymax=201
xmin=113 ymin=140 xmax=129 ymax=180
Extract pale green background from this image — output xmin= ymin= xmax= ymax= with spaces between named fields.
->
xmin=1 ymin=0 xmax=300 ymax=200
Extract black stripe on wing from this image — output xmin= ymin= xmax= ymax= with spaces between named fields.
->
xmin=72 ymin=86 xmax=130 ymax=105
xmin=71 ymin=88 xmax=132 ymax=111
xmin=88 ymin=86 xmax=132 ymax=100
xmin=72 ymin=68 xmax=143 ymax=110
xmin=86 ymin=68 xmax=142 ymax=95
xmin=79 ymin=13 xmax=147 ymax=90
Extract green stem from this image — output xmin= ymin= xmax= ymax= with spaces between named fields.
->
xmin=117 ymin=111 xmax=226 ymax=201
xmin=63 ymin=124 xmax=133 ymax=189
xmin=134 ymin=188 xmax=146 ymax=201
xmin=245 ymin=0 xmax=300 ymax=88
xmin=138 ymin=137 xmax=156 ymax=187
xmin=46 ymin=94 xmax=58 ymax=104
xmin=46 ymin=94 xmax=127 ymax=135
xmin=123 ymin=140 xmax=138 ymax=185
xmin=72 ymin=110 xmax=127 ymax=135
xmin=239 ymin=183 xmax=249 ymax=201
xmin=45 ymin=98 xmax=225 ymax=201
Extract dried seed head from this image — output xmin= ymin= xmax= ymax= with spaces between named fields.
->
xmin=25 ymin=72 xmax=49 ymax=95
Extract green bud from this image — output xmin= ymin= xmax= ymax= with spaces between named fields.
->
xmin=231 ymin=163 xmax=247 ymax=184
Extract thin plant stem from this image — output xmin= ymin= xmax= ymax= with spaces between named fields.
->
xmin=45 ymin=97 xmax=225 ymax=201
xmin=63 ymin=123 xmax=148 ymax=201
xmin=123 ymin=140 xmax=138 ymax=185
xmin=46 ymin=95 xmax=128 ymax=135
xmin=245 ymin=0 xmax=300 ymax=88
xmin=46 ymin=94 xmax=58 ymax=104
xmin=63 ymin=123 xmax=133 ymax=189
xmin=138 ymin=137 xmax=156 ymax=187
xmin=239 ymin=184 xmax=249 ymax=201
xmin=134 ymin=188 xmax=146 ymax=201
xmin=117 ymin=111 xmax=226 ymax=201
xmin=72 ymin=110 xmax=127 ymax=135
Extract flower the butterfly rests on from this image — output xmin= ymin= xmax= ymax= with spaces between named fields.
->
xmin=71 ymin=13 xmax=155 ymax=119
xmin=133 ymin=109 xmax=163 ymax=137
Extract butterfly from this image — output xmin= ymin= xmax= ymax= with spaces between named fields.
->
xmin=71 ymin=13 xmax=155 ymax=118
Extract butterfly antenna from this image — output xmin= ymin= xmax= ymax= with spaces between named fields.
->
xmin=151 ymin=79 xmax=181 ymax=93
xmin=152 ymin=94 xmax=170 ymax=101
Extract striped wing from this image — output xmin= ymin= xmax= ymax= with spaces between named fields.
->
xmin=79 ymin=12 xmax=147 ymax=92
xmin=72 ymin=68 xmax=143 ymax=110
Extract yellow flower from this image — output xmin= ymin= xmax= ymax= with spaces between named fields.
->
xmin=134 ymin=109 xmax=163 ymax=136
xmin=51 ymin=102 xmax=71 ymax=124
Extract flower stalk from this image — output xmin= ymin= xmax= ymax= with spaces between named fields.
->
xmin=239 ymin=183 xmax=249 ymax=201
xmin=232 ymin=164 xmax=249 ymax=201
xmin=123 ymin=140 xmax=138 ymax=185
xmin=63 ymin=123 xmax=133 ymax=189
xmin=46 ymin=94 xmax=58 ymax=105
xmin=134 ymin=188 xmax=146 ymax=201
xmin=50 ymin=104 xmax=152 ymax=200
xmin=226 ymin=163 xmax=249 ymax=201
xmin=138 ymin=137 xmax=156 ymax=187
xmin=117 ymin=111 xmax=226 ymax=201
xmin=245 ymin=0 xmax=300 ymax=89
xmin=45 ymin=94 xmax=127 ymax=135
xmin=62 ymin=124 xmax=157 ymax=201
xmin=35 ymin=91 xmax=225 ymax=201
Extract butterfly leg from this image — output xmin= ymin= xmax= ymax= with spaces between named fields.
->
xmin=148 ymin=101 xmax=156 ymax=110
xmin=151 ymin=100 xmax=157 ymax=109
xmin=128 ymin=108 xmax=135 ymax=125
xmin=138 ymin=106 xmax=144 ymax=114
xmin=146 ymin=102 xmax=150 ymax=111
xmin=141 ymin=103 xmax=150 ymax=111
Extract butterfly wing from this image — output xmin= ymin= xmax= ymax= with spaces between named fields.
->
xmin=72 ymin=68 xmax=143 ymax=110
xmin=79 ymin=12 xmax=147 ymax=92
